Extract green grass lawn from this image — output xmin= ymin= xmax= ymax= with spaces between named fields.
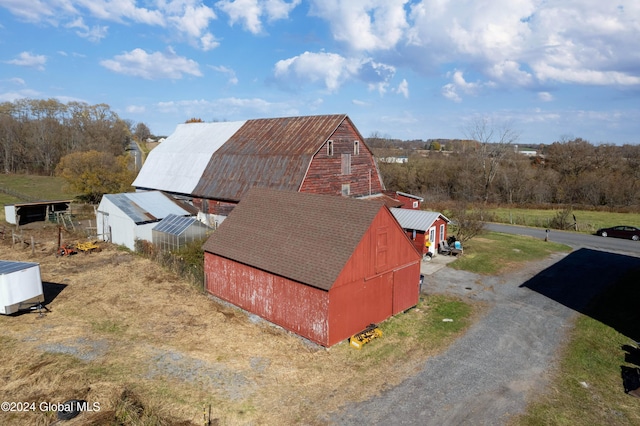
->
xmin=0 ymin=174 xmax=79 ymax=202
xmin=450 ymin=231 xmax=572 ymax=275
xmin=488 ymin=207 xmax=640 ymax=234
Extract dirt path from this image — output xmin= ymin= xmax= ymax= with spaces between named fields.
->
xmin=330 ymin=250 xmax=640 ymax=425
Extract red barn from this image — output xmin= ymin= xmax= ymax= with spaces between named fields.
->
xmin=133 ymin=114 xmax=386 ymax=222
xmin=202 ymin=188 xmax=422 ymax=347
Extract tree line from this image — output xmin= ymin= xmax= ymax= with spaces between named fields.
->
xmin=373 ymin=137 xmax=640 ymax=210
xmin=0 ymin=98 xmax=132 ymax=175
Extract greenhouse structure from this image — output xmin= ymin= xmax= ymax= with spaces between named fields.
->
xmin=152 ymin=214 xmax=212 ymax=252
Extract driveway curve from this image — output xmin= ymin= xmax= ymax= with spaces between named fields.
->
xmin=331 ymin=249 xmax=640 ymax=425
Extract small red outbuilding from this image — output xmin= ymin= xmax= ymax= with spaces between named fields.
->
xmin=202 ymin=188 xmax=422 ymax=347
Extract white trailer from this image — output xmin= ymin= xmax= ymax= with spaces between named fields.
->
xmin=0 ymin=261 xmax=44 ymax=314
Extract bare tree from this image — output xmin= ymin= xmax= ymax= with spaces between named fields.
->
xmin=134 ymin=122 xmax=152 ymax=141
xmin=462 ymin=117 xmax=520 ymax=203
xmin=449 ymin=202 xmax=486 ymax=243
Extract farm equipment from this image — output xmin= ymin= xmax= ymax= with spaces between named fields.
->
xmin=57 ymin=241 xmax=101 ymax=257
xmin=76 ymin=241 xmax=101 ymax=254
xmin=57 ymin=244 xmax=77 ymax=257
xmin=349 ymin=323 xmax=382 ymax=349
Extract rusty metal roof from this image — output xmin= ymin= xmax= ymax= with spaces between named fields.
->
xmin=192 ymin=114 xmax=348 ymax=200
xmin=202 ymin=188 xmax=385 ymax=291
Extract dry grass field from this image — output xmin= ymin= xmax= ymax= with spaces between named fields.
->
xmin=0 ymin=222 xmax=476 ymax=425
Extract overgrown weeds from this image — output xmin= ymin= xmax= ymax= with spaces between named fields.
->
xmin=135 ymin=239 xmax=205 ymax=291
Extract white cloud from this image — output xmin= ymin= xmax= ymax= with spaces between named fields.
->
xmin=210 ymin=65 xmax=239 ymax=84
xmin=274 ymin=51 xmax=398 ymax=93
xmin=200 ymin=33 xmax=220 ymax=51
xmin=0 ymin=89 xmax=40 ymax=102
xmin=0 ymin=0 xmax=60 ymax=22
xmin=274 ymin=51 xmax=361 ymax=92
xmin=75 ymin=0 xmax=164 ymax=25
xmin=155 ymin=96 xmax=298 ymax=118
xmin=538 ymin=92 xmax=554 ymax=102
xmin=8 ymin=77 xmax=26 ymax=85
xmin=405 ymin=0 xmax=640 ymax=89
xmin=126 ymin=105 xmax=145 ymax=113
xmin=5 ymin=52 xmax=47 ymax=70
xmin=396 ymin=79 xmax=409 ymax=98
xmin=0 ymin=0 xmax=217 ymax=50
xmin=167 ymin=4 xmax=217 ymax=39
xmin=441 ymin=70 xmax=494 ymax=102
xmin=100 ymin=48 xmax=202 ymax=80
xmin=352 ymin=99 xmax=370 ymax=107
xmin=309 ymin=0 xmax=409 ymax=51
xmin=66 ymin=17 xmax=109 ymax=42
xmin=216 ymin=0 xmax=300 ymax=34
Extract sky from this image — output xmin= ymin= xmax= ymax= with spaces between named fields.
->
xmin=1 ymin=1 xmax=639 ymax=146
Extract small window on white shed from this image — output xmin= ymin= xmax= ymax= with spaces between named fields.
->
xmin=327 ymin=140 xmax=334 ymax=156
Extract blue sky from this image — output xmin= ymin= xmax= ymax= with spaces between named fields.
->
xmin=1 ymin=1 xmax=639 ymax=145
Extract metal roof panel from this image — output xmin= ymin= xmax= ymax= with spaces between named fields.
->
xmin=193 ymin=114 xmax=347 ymax=200
xmin=390 ymin=208 xmax=450 ymax=231
xmin=132 ymin=121 xmax=246 ymax=194
xmin=104 ymin=192 xmax=194 ymax=224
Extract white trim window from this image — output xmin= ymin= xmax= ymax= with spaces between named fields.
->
xmin=327 ymin=140 xmax=334 ymax=156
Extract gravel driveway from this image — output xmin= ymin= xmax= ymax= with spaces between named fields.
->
xmin=331 ymin=249 xmax=640 ymax=425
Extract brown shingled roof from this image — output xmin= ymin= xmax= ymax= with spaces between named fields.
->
xmin=192 ymin=114 xmax=347 ymax=201
xmin=202 ymin=188 xmax=386 ymax=291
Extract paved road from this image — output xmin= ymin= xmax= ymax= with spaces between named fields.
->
xmin=486 ymin=223 xmax=640 ymax=257
xmin=331 ymin=226 xmax=640 ymax=425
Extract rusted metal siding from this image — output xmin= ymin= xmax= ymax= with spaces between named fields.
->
xmin=193 ymin=115 xmax=347 ymax=201
xmin=299 ymin=120 xmax=384 ymax=197
xmin=204 ymin=253 xmax=330 ymax=346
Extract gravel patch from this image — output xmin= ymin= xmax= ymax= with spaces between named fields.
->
xmin=331 ymin=251 xmax=639 ymax=425
xmin=147 ymin=349 xmax=257 ymax=401
xmin=38 ymin=337 xmax=109 ymax=362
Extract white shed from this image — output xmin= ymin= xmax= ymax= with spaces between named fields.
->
xmin=0 ymin=261 xmax=44 ymax=314
xmin=96 ymin=191 xmax=197 ymax=251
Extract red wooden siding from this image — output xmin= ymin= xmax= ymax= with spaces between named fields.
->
xmin=392 ymin=263 xmax=420 ymax=313
xmin=328 ymin=272 xmax=394 ymax=346
xmin=327 ymin=208 xmax=421 ymax=345
xmin=204 ymin=253 xmax=330 ymax=345
xmin=203 ymin=199 xmax=421 ymax=347
xmin=395 ymin=193 xmax=422 ymax=210
xmin=404 ymin=217 xmax=449 ymax=255
xmin=300 ymin=120 xmax=384 ymax=197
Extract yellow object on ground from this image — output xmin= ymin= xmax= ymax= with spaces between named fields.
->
xmin=349 ymin=324 xmax=382 ymax=349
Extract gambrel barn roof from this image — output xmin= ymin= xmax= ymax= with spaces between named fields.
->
xmin=202 ymin=188 xmax=388 ymax=291
xmin=133 ymin=114 xmax=373 ymax=202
